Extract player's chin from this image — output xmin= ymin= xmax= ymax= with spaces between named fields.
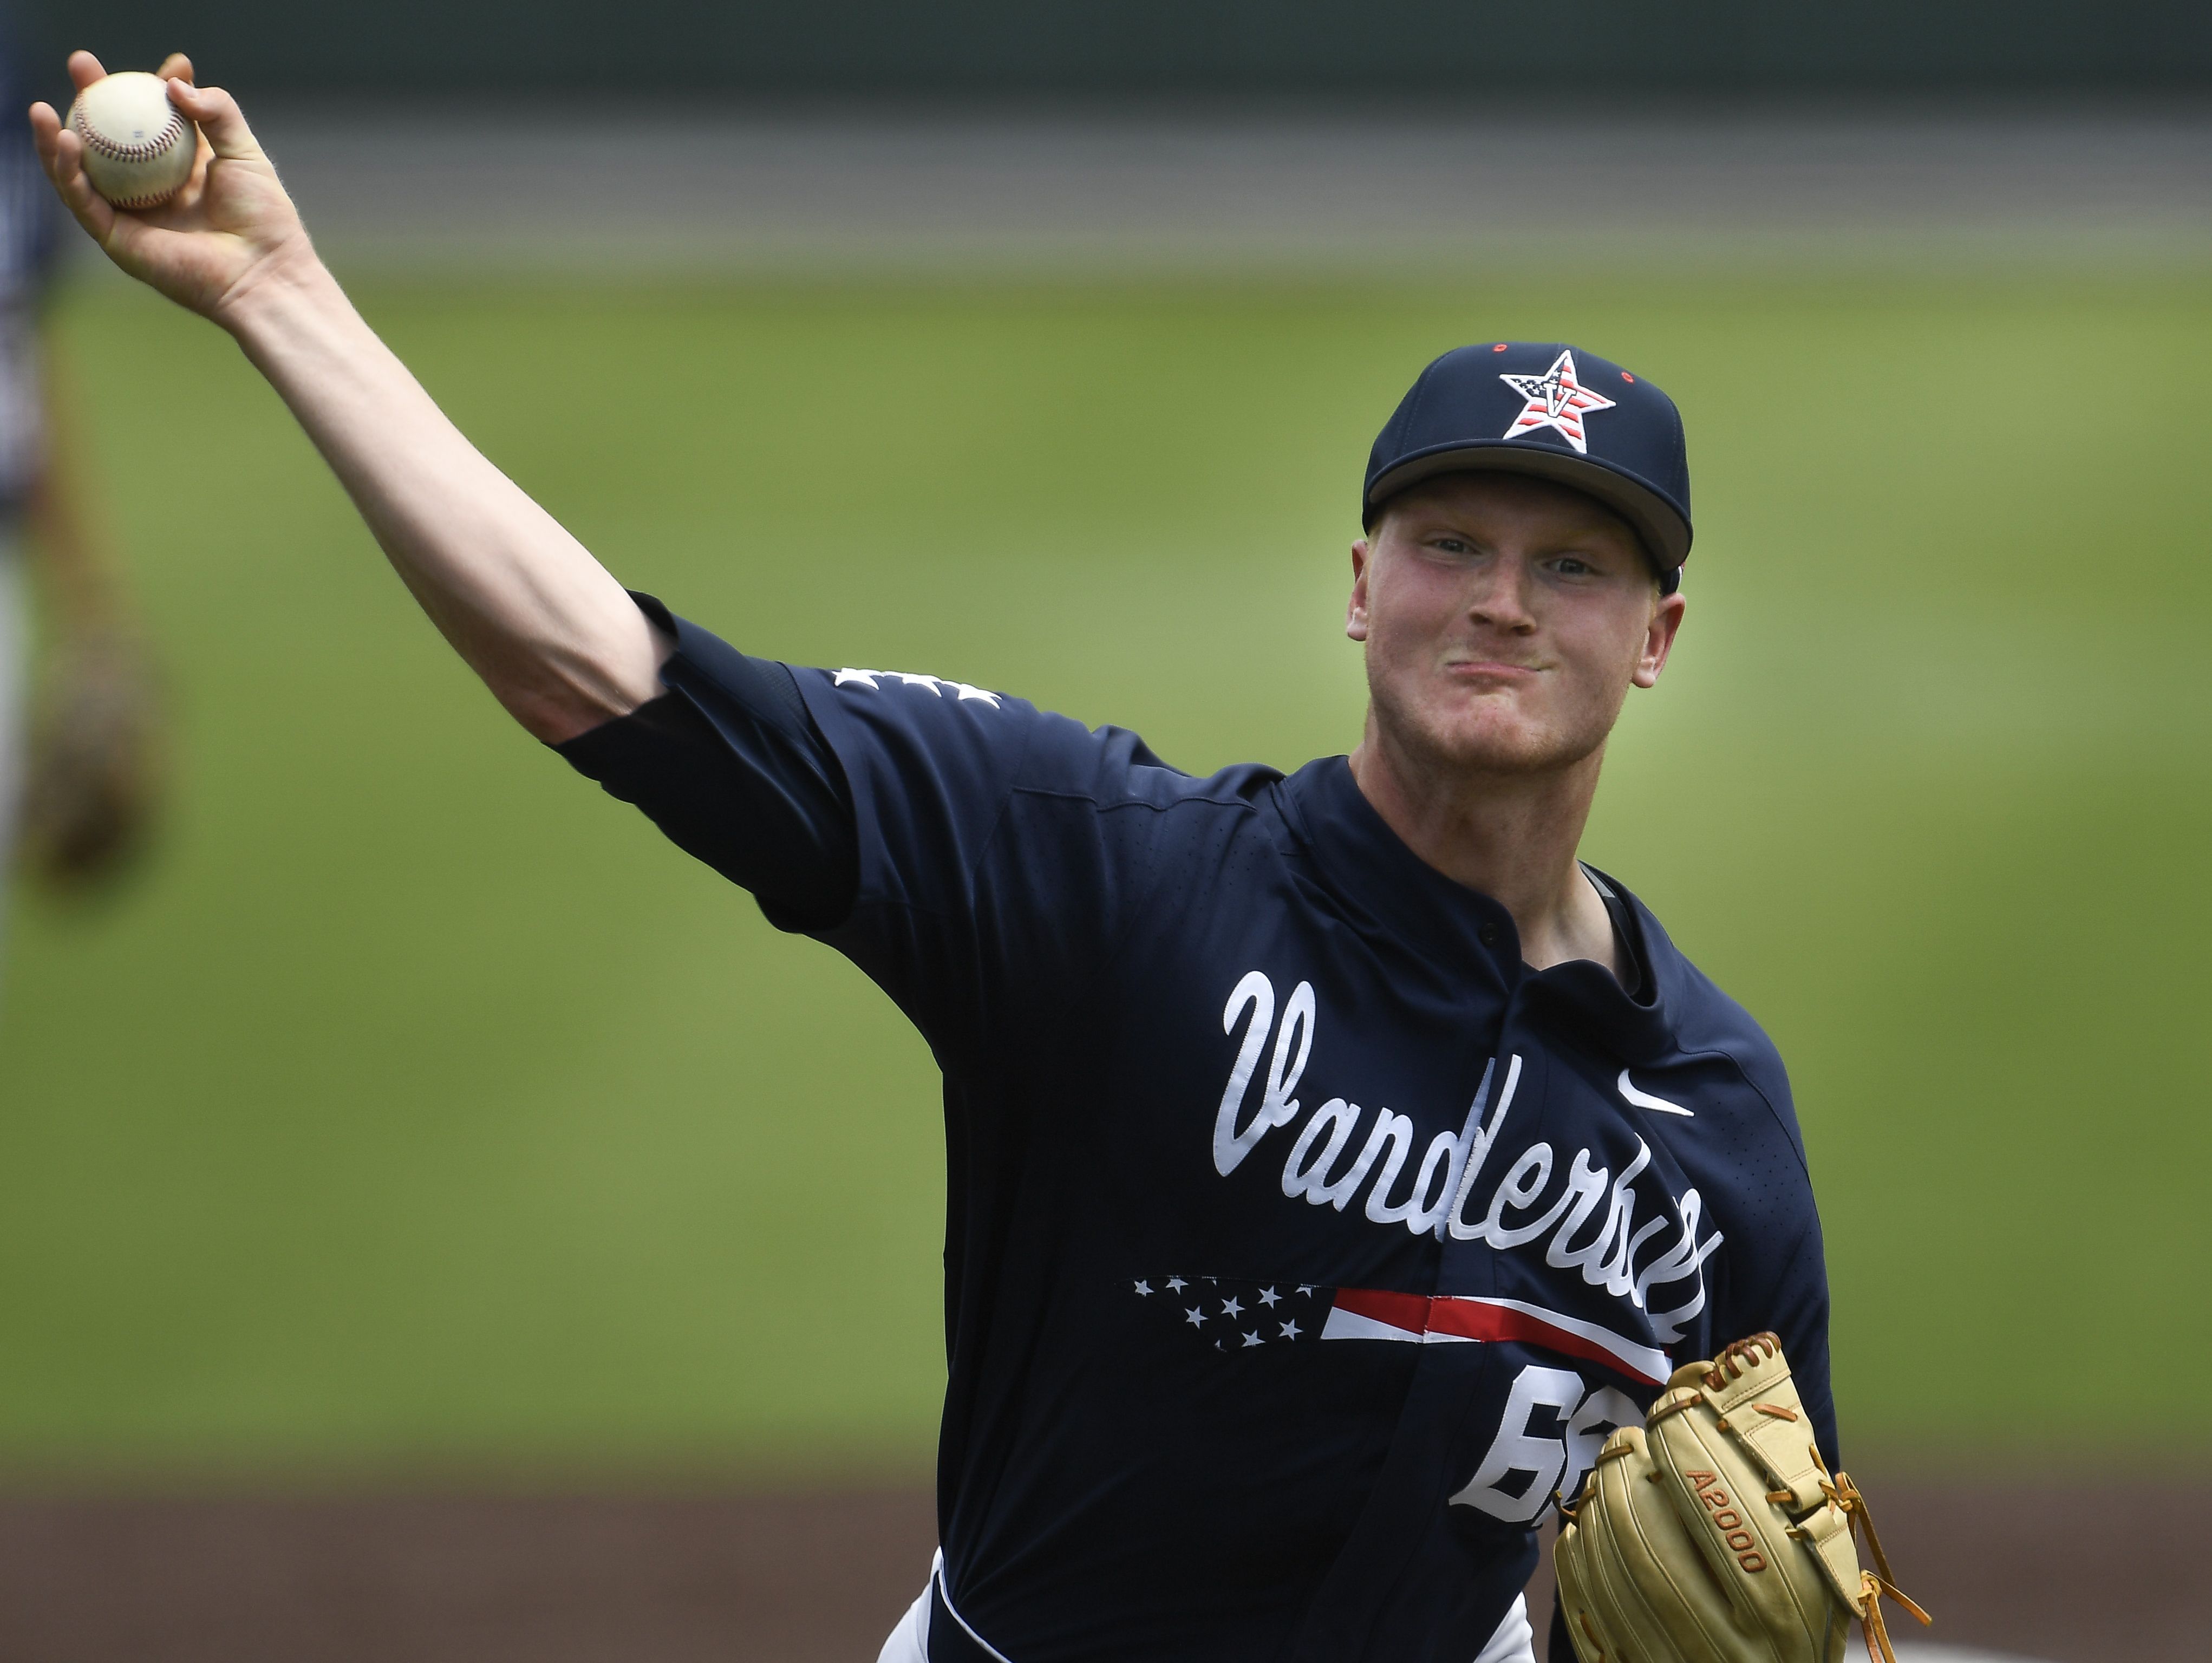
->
xmin=1424 ymin=706 xmax=1598 ymax=777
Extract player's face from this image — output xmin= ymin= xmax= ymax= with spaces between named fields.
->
xmin=1348 ymin=474 xmax=1685 ymax=778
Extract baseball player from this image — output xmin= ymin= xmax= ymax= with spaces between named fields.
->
xmin=33 ymin=58 xmax=1837 ymax=1663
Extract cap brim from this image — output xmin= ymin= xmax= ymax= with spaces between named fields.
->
xmin=1365 ymin=443 xmax=1691 ymax=571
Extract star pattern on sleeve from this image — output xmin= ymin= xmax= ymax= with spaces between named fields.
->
xmin=833 ymin=667 xmax=1001 ymax=706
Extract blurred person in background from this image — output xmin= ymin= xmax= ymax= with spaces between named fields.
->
xmin=0 ymin=22 xmax=161 ymax=976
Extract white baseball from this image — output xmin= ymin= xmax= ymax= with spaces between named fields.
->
xmin=68 ymin=72 xmax=201 ymax=211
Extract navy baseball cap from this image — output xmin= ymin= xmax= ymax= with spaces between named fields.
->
xmin=1363 ymin=342 xmax=1692 ymax=594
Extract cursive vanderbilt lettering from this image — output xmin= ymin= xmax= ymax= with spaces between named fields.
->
xmin=1217 ymin=970 xmax=1722 ymax=1342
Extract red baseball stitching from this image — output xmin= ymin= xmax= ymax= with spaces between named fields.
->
xmin=72 ymin=101 xmax=189 ymax=164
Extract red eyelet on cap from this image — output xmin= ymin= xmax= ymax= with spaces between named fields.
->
xmin=1622 ymin=371 xmax=1635 ymax=382
xmin=1492 ymin=343 xmax=1508 ymax=352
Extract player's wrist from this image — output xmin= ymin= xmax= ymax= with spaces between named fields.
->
xmin=208 ymin=237 xmax=344 ymax=344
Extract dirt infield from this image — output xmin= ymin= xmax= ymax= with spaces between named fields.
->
xmin=0 ymin=1479 xmax=2196 ymax=1662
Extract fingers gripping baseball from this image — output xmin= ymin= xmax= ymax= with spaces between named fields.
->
xmin=165 ymin=71 xmax=261 ymax=165
xmin=28 ymin=50 xmax=311 ymax=322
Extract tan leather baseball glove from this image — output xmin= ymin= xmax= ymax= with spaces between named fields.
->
xmin=1554 ymin=1333 xmax=1928 ymax=1663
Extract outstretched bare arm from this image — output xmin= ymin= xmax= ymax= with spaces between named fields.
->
xmin=29 ymin=51 xmax=662 ymax=743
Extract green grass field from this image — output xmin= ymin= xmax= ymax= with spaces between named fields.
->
xmin=3 ymin=270 xmax=2207 ymax=1479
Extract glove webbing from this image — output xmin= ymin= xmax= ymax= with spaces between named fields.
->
xmin=1695 ymin=1338 xmax=1933 ymax=1663
xmin=1806 ymin=1465 xmax=1931 ymax=1663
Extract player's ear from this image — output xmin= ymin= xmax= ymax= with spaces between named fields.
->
xmin=1632 ymin=591 xmax=1686 ymax=688
xmin=1347 ymin=538 xmax=1373 ymax=642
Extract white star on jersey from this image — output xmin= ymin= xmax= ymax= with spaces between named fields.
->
xmin=1499 ymin=349 xmax=1616 ymax=455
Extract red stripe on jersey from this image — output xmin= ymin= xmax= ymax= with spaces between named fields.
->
xmin=1328 ymin=1288 xmax=1669 ymax=1384
xmin=1424 ymin=1300 xmax=1653 ymax=1380
xmin=1330 ymin=1286 xmax=1431 ymax=1335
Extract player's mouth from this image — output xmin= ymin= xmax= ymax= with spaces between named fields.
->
xmin=1442 ymin=658 xmax=1545 ymax=680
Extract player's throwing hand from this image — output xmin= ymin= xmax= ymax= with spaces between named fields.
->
xmin=27 ymin=46 xmax=664 ymax=740
xmin=28 ymin=51 xmax=308 ymax=320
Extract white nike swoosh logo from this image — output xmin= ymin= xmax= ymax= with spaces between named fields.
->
xmin=1617 ymin=1069 xmax=1693 ymax=1117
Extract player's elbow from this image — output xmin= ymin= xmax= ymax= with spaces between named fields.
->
xmin=459 ymin=611 xmax=670 ymax=745
xmin=494 ymin=669 xmax=654 ymax=746
xmin=472 ymin=638 xmax=660 ymax=745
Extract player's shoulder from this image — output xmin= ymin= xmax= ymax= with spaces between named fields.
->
xmin=1621 ymin=885 xmax=1808 ymax=1168
xmin=795 ymin=661 xmax=1042 ymax=763
xmin=795 ymin=659 xmax=1283 ymax=813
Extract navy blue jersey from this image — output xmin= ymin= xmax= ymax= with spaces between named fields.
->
xmin=561 ymin=598 xmax=1836 ymax=1663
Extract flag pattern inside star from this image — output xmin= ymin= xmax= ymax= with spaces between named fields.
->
xmin=1498 ymin=349 xmax=1616 ymax=455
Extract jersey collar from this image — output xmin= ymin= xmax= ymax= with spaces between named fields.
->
xmin=1278 ymin=756 xmax=1684 ymax=1064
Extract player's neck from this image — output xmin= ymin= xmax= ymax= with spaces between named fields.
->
xmin=1347 ymin=716 xmax=1617 ymax=977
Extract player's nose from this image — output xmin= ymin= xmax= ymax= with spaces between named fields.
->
xmin=1464 ymin=553 xmax=1539 ymax=631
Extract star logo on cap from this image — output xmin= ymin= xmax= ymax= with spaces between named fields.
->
xmin=1499 ymin=349 xmax=1616 ymax=455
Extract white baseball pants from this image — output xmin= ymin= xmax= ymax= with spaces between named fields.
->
xmin=876 ymin=1550 xmax=1538 ymax=1663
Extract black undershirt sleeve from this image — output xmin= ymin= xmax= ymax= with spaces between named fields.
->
xmin=553 ymin=594 xmax=860 ymax=932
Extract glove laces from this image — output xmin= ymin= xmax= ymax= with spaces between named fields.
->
xmin=1818 ymin=1464 xmax=1932 ymax=1663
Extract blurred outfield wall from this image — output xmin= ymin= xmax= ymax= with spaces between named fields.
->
xmin=22 ymin=0 xmax=2212 ymax=97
